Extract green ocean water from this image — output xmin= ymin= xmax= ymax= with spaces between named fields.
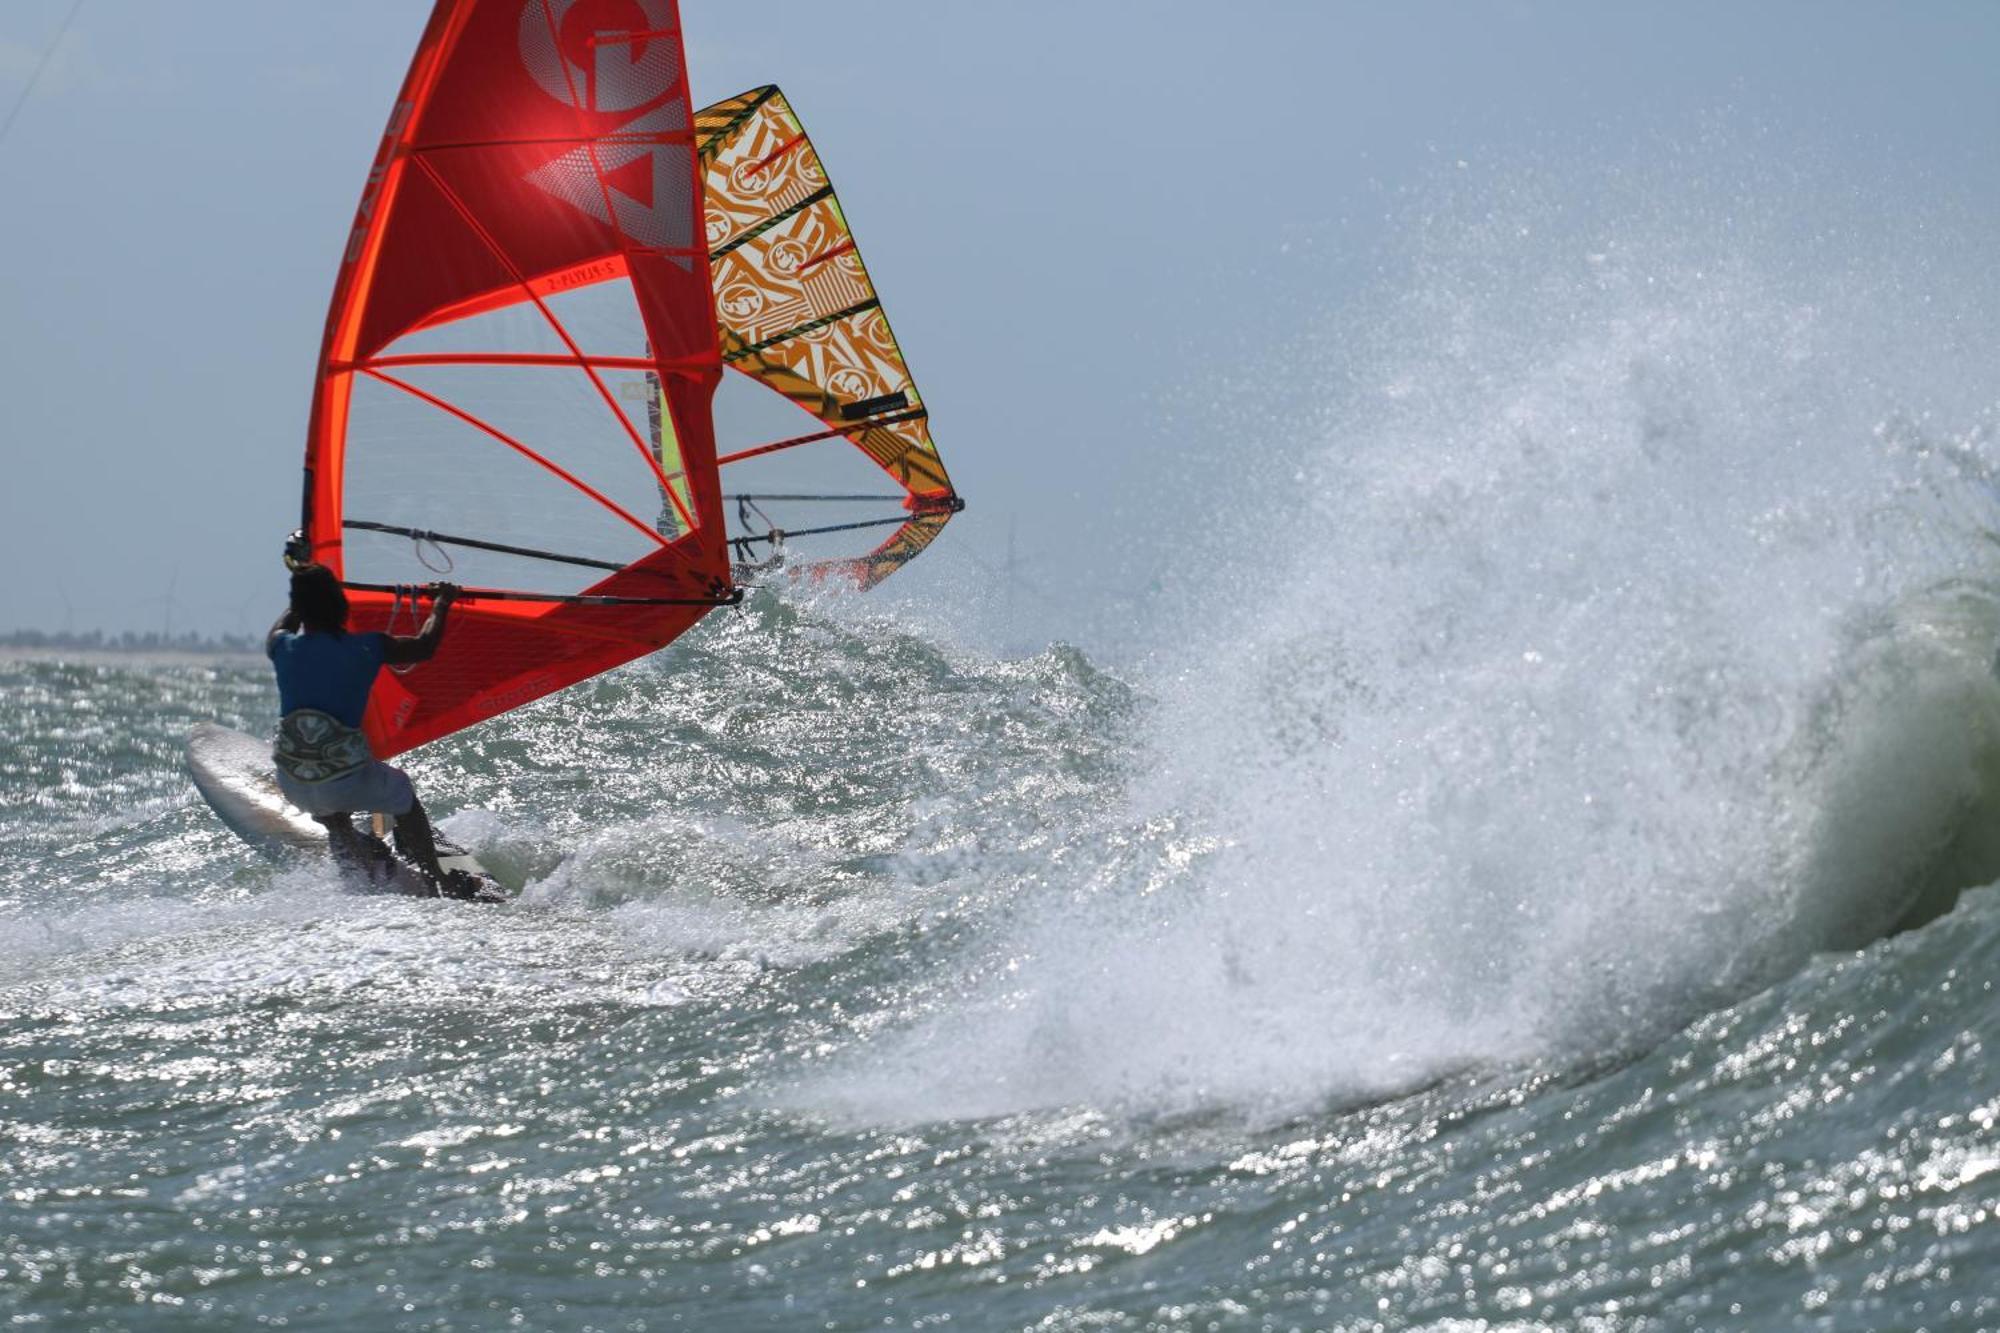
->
xmin=4 ymin=588 xmax=2000 ymax=1332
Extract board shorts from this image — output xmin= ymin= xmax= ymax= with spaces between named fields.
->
xmin=275 ymin=757 xmax=415 ymax=819
xmin=272 ymin=708 xmax=415 ymax=818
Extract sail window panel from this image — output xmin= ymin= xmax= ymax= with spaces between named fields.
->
xmin=340 ymin=371 xmax=660 ymax=596
xmin=542 ymin=280 xmax=660 ymax=362
xmin=721 ymin=429 xmax=903 ymax=496
xmin=365 ymin=362 xmax=689 ymax=542
xmin=712 ymin=363 xmax=816 ymax=451
xmin=719 ymin=412 xmax=921 ymax=568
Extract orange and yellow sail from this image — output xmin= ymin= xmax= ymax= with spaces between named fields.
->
xmin=695 ymin=85 xmax=961 ymax=587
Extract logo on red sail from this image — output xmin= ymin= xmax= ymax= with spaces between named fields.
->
xmin=518 ymin=0 xmax=695 ymax=265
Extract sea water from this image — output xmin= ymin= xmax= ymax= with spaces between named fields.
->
xmin=8 ymin=159 xmax=2000 ymax=1330
xmin=6 ymin=579 xmax=2000 ymax=1331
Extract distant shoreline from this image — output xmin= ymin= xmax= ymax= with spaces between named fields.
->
xmin=0 ymin=645 xmax=265 ymax=667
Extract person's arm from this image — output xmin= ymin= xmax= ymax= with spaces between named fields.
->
xmin=382 ymin=584 xmax=458 ymax=666
xmin=266 ymin=609 xmax=300 ymax=657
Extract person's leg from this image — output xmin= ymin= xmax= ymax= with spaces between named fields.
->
xmin=363 ymin=761 xmax=477 ymax=896
xmin=371 ymin=761 xmax=468 ymax=891
xmin=390 ymin=794 xmax=444 ymax=880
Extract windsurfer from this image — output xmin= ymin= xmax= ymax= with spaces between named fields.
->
xmin=267 ymin=563 xmax=465 ymax=892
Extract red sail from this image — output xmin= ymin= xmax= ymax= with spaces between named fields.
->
xmin=302 ymin=0 xmax=730 ymax=759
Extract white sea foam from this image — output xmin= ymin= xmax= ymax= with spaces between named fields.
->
xmin=0 ymin=869 xmax=342 ymax=989
xmin=802 ymin=154 xmax=2000 ymax=1123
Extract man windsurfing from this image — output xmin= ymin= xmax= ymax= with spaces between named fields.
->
xmin=267 ymin=560 xmax=470 ymax=894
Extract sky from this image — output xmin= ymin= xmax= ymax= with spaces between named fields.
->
xmin=2 ymin=1 xmax=1998 ymax=649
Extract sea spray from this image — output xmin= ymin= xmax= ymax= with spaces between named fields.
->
xmin=812 ymin=155 xmax=2000 ymax=1122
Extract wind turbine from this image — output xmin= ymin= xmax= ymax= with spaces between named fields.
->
xmin=945 ymin=514 xmax=1056 ymax=656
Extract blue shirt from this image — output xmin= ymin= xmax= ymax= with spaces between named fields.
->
xmin=268 ymin=630 xmax=387 ymax=728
